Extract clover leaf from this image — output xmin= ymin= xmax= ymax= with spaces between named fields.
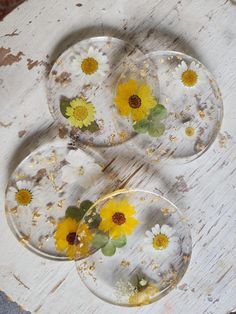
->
xmin=84 ymin=208 xmax=101 ymax=229
xmin=91 ymin=233 xmax=109 ymax=249
xmin=111 ymin=235 xmax=127 ymax=248
xmin=149 ymin=104 xmax=168 ymax=121
xmin=133 ymin=119 xmax=149 ymax=133
xmin=101 ymin=242 xmax=116 ymax=256
xmin=65 ymin=200 xmax=94 ymax=222
xmin=133 ymin=103 xmax=167 ymax=138
xmin=80 ymin=121 xmax=100 ymax=133
xmin=60 ymin=97 xmax=70 ymax=118
xmin=148 ymin=122 xmax=165 ymax=137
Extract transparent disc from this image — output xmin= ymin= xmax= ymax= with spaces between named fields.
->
xmin=5 ymin=138 xmax=119 ymax=260
xmin=47 ymin=36 xmax=145 ymax=147
xmin=119 ymin=51 xmax=223 ymax=163
xmin=75 ymin=189 xmax=192 ymax=306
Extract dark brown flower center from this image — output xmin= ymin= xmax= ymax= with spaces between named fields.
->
xmin=66 ymin=232 xmax=80 ymax=245
xmin=112 ymin=212 xmax=126 ymax=225
xmin=128 ymin=95 xmax=141 ymax=108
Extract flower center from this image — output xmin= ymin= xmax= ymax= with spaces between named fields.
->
xmin=81 ymin=57 xmax=98 ymax=75
xmin=15 ymin=189 xmax=32 ymax=206
xmin=185 ymin=126 xmax=195 ymax=137
xmin=66 ymin=232 xmax=80 ymax=245
xmin=112 ymin=212 xmax=126 ymax=225
xmin=73 ymin=106 xmax=88 ymax=121
xmin=153 ymin=233 xmax=169 ymax=250
xmin=128 ymin=95 xmax=141 ymax=108
xmin=181 ymin=69 xmax=198 ymax=87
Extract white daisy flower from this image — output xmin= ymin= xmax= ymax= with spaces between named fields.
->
xmin=182 ymin=122 xmax=198 ymax=141
xmin=61 ymin=149 xmax=102 ymax=188
xmin=71 ymin=47 xmax=109 ymax=84
xmin=144 ymin=224 xmax=179 ymax=260
xmin=7 ymin=180 xmax=41 ymax=209
xmin=173 ymin=61 xmax=206 ymax=95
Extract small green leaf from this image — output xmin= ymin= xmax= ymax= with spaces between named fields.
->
xmin=148 ymin=122 xmax=165 ymax=137
xmin=149 ymin=104 xmax=168 ymax=121
xmin=101 ymin=242 xmax=116 ymax=256
xmin=65 ymin=206 xmax=85 ymax=221
xmin=80 ymin=121 xmax=100 ymax=133
xmin=84 ymin=209 xmax=101 ymax=229
xmin=111 ymin=235 xmax=127 ymax=248
xmin=133 ymin=119 xmax=150 ymax=133
xmin=80 ymin=200 xmax=94 ymax=213
xmin=92 ymin=233 xmax=109 ymax=249
xmin=60 ymin=97 xmax=70 ymax=118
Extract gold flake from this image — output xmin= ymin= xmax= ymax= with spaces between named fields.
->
xmin=78 ymin=166 xmax=84 ymax=176
xmin=9 ymin=207 xmax=17 ymax=214
xmin=161 ymin=207 xmax=170 ymax=216
xmin=198 ymin=110 xmax=205 ymax=119
xmin=120 ymin=259 xmax=130 ymax=268
xmin=19 ymin=235 xmax=30 ymax=245
xmin=15 ymin=172 xmax=27 ymax=180
xmin=46 ymin=216 xmax=56 ymax=225
xmin=140 ymin=69 xmax=147 ymax=77
xmin=151 ymin=263 xmax=160 ymax=271
xmin=57 ymin=199 xmax=65 ymax=208
xmin=182 ymin=254 xmax=190 ymax=264
xmin=146 ymin=147 xmax=155 ymax=157
xmin=119 ymin=131 xmax=127 ymax=141
xmin=32 ymin=211 xmax=41 ymax=219
xmin=46 ymin=202 xmax=54 ymax=210
xmin=169 ymin=135 xmax=177 ymax=142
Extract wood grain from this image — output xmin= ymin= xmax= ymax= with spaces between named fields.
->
xmin=0 ymin=0 xmax=236 ymax=313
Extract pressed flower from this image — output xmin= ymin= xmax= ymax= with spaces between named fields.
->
xmin=129 ymin=283 xmax=159 ymax=306
xmin=72 ymin=46 xmax=109 ymax=83
xmin=66 ymin=98 xmax=95 ymax=128
xmin=182 ymin=121 xmax=197 ymax=141
xmin=99 ymin=199 xmax=138 ymax=239
xmin=61 ymin=149 xmax=102 ymax=188
xmin=145 ymin=224 xmax=179 ymax=260
xmin=7 ymin=180 xmax=40 ymax=209
xmin=54 ymin=218 xmax=92 ymax=259
xmin=114 ymin=79 xmax=157 ymax=121
xmin=173 ymin=61 xmax=206 ymax=95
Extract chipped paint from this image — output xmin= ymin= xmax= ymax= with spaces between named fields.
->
xmin=0 ymin=47 xmax=24 ymax=66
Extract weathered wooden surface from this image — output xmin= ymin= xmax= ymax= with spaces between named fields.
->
xmin=0 ymin=0 xmax=236 ymax=313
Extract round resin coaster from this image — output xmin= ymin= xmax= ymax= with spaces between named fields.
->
xmin=5 ymin=138 xmax=119 ymax=260
xmin=75 ymin=189 xmax=192 ymax=306
xmin=47 ymin=36 xmax=145 ymax=147
xmin=121 ymin=51 xmax=223 ymax=163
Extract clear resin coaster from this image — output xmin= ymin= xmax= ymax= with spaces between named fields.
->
xmin=75 ymin=189 xmax=192 ymax=306
xmin=5 ymin=138 xmax=119 ymax=260
xmin=115 ymin=51 xmax=223 ymax=163
xmin=47 ymin=36 xmax=145 ymax=147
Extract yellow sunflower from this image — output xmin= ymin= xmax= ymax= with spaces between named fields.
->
xmin=66 ymin=98 xmax=95 ymax=128
xmin=99 ymin=199 xmax=138 ymax=239
xmin=114 ymin=79 xmax=157 ymax=122
xmin=129 ymin=283 xmax=159 ymax=306
xmin=54 ymin=218 xmax=93 ymax=259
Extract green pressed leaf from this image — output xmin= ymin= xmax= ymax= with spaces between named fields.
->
xmin=91 ymin=233 xmax=109 ymax=249
xmin=80 ymin=200 xmax=94 ymax=213
xmin=111 ymin=235 xmax=127 ymax=248
xmin=149 ymin=104 xmax=168 ymax=121
xmin=133 ymin=119 xmax=150 ymax=133
xmin=65 ymin=206 xmax=85 ymax=221
xmin=84 ymin=209 xmax=101 ymax=229
xmin=148 ymin=122 xmax=165 ymax=137
xmin=80 ymin=121 xmax=100 ymax=133
xmin=60 ymin=98 xmax=70 ymax=118
xmin=101 ymin=242 xmax=116 ymax=256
